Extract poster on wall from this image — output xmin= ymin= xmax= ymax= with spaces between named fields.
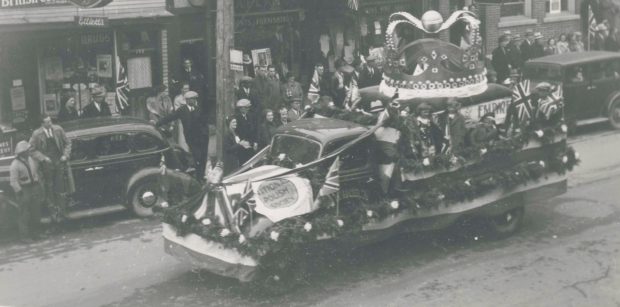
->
xmin=10 ymin=85 xmax=27 ymax=124
xmin=44 ymin=56 xmax=64 ymax=81
xmin=251 ymin=48 xmax=272 ymax=68
xmin=44 ymin=94 xmax=59 ymax=116
xmin=97 ymin=54 xmax=113 ymax=78
xmin=127 ymin=56 xmax=152 ymax=89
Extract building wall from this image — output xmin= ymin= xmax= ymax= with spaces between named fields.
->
xmin=480 ymin=0 xmax=584 ymax=53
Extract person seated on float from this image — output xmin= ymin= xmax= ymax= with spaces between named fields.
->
xmin=438 ymin=98 xmax=467 ymax=156
xmin=405 ymin=102 xmax=443 ymax=159
xmin=469 ymin=112 xmax=500 ymax=148
xmin=531 ymin=82 xmax=563 ymax=126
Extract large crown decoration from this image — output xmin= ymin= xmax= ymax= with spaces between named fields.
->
xmin=380 ymin=10 xmax=487 ymax=99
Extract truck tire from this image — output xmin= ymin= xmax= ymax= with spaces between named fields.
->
xmin=487 ymin=205 xmax=525 ymax=239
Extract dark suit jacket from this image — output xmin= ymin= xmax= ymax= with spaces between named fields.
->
xmin=234 ymin=113 xmax=257 ymax=143
xmin=520 ymin=40 xmax=535 ymax=64
xmin=507 ymin=42 xmax=523 ymax=69
xmin=492 ymin=46 xmax=512 ymax=83
xmin=437 ymin=112 xmax=467 ymax=154
xmin=358 ymin=67 xmax=382 ymax=88
xmin=157 ymin=105 xmax=209 ymax=147
xmin=82 ymin=101 xmax=111 ymax=118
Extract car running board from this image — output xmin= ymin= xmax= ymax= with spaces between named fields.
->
xmin=576 ymin=117 xmax=608 ymax=126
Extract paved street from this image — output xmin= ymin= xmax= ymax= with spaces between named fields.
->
xmin=1 ymin=126 xmax=620 ymax=307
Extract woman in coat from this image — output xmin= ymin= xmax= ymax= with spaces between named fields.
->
xmin=258 ymin=109 xmax=278 ymax=149
xmin=223 ymin=117 xmax=252 ymax=175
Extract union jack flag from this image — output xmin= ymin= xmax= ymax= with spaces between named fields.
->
xmin=537 ymin=85 xmax=563 ymax=119
xmin=319 ymin=157 xmax=340 ymax=196
xmin=116 ymin=58 xmax=130 ymax=111
xmin=512 ymin=79 xmax=533 ymax=121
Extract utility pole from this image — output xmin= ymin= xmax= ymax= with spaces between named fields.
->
xmin=215 ymin=0 xmax=234 ymax=161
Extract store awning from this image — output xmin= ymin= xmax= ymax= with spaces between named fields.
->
xmin=0 ymin=0 xmax=173 ymax=29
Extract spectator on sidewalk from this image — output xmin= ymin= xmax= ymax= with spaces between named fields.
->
xmin=281 ymin=72 xmax=304 ymax=109
xmin=173 ymin=82 xmax=190 ymax=152
xmin=234 ymin=99 xmax=257 ymax=164
xmin=258 ymin=109 xmax=278 ymax=149
xmin=492 ymin=35 xmax=512 ymax=84
xmin=569 ymin=32 xmax=585 ymax=52
xmin=82 ymin=85 xmax=111 ymax=118
xmin=10 ymin=141 xmax=43 ymax=243
xmin=556 ymin=33 xmax=570 ymax=54
xmin=223 ymin=117 xmax=252 ymax=175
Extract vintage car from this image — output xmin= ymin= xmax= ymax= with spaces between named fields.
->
xmin=523 ymin=51 xmax=620 ymax=130
xmin=161 ymin=10 xmax=578 ymax=293
xmin=0 ymin=117 xmax=200 ymax=224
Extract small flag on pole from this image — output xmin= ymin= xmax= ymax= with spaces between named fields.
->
xmin=116 ymin=57 xmax=130 ymax=111
xmin=319 ymin=157 xmax=340 ymax=196
xmin=512 ymin=79 xmax=533 ymax=121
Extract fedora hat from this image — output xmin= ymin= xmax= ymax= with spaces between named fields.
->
xmin=236 ymin=98 xmax=251 ymax=108
xmin=369 ymin=100 xmax=385 ymax=113
xmin=534 ymin=32 xmax=544 ymax=39
xmin=184 ymin=91 xmax=199 ymax=99
xmin=91 ymin=85 xmax=107 ymax=97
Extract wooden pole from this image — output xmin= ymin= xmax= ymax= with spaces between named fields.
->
xmin=215 ymin=0 xmax=234 ymax=161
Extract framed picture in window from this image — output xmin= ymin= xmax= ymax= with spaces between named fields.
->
xmin=97 ymin=54 xmax=113 ymax=78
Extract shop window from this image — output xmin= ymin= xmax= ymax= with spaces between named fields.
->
xmin=117 ymin=30 xmax=160 ymax=90
xmin=39 ymin=31 xmax=116 ymax=118
xmin=133 ymin=133 xmax=162 ymax=153
xmin=501 ymin=0 xmax=529 ymax=17
xmin=94 ymin=134 xmax=130 ymax=157
xmin=546 ymin=0 xmax=569 ymax=14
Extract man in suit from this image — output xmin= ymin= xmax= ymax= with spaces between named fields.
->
xmin=330 ymin=63 xmax=348 ymax=108
xmin=235 ymin=76 xmax=261 ymax=123
xmin=29 ymin=115 xmax=73 ymax=223
xmin=234 ymin=99 xmax=257 ymax=164
xmin=287 ymin=97 xmax=303 ymax=121
xmin=179 ymin=58 xmax=208 ymax=110
xmin=156 ymin=91 xmax=209 ymax=180
xmin=520 ymin=29 xmax=535 ymax=64
xmin=82 ymin=85 xmax=112 ymax=118
xmin=359 ymin=55 xmax=383 ymax=88
xmin=307 ymin=63 xmax=328 ymax=104
xmin=532 ymin=32 xmax=546 ymax=59
xmin=492 ymin=35 xmax=512 ymax=84
xmin=437 ymin=98 xmax=467 ymax=155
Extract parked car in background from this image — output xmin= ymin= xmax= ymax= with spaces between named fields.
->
xmin=523 ymin=51 xmax=620 ymax=131
xmin=0 ymin=117 xmax=200 ymax=224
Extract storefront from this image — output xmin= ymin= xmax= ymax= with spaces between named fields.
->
xmin=0 ymin=0 xmax=173 ymax=156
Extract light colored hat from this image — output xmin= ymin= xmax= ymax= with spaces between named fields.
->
xmin=534 ymin=32 xmax=544 ymax=39
xmin=503 ymin=30 xmax=512 ymax=36
xmin=535 ymin=82 xmax=552 ymax=91
xmin=574 ymin=31 xmax=582 ymax=36
xmin=417 ymin=102 xmax=432 ymax=112
xmin=91 ymin=85 xmax=107 ymax=97
xmin=184 ymin=91 xmax=199 ymax=99
xmin=366 ymin=54 xmax=378 ymax=62
xmin=525 ymin=29 xmax=534 ymax=36
xmin=242 ymin=54 xmax=252 ymax=65
xmin=596 ymin=23 xmax=608 ymax=32
xmin=240 ymin=76 xmax=253 ymax=83
xmin=369 ymin=100 xmax=385 ymax=113
xmin=14 ymin=141 xmax=30 ymax=155
xmin=236 ymin=98 xmax=251 ymax=108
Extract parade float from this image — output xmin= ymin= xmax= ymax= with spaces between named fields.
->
xmin=161 ymin=10 xmax=579 ymax=292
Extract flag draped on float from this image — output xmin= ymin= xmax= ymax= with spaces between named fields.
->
xmin=512 ymin=79 xmax=533 ymax=121
xmin=319 ymin=157 xmax=340 ymax=196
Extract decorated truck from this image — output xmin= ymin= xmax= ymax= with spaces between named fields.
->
xmin=161 ymin=10 xmax=579 ymax=291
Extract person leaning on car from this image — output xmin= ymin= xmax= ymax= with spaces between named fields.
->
xmin=29 ymin=114 xmax=74 ymax=224
xmin=155 ymin=91 xmax=210 ymax=180
xmin=10 ymin=141 xmax=44 ymax=243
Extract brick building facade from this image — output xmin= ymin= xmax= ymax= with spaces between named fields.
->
xmin=478 ymin=0 xmax=584 ymax=54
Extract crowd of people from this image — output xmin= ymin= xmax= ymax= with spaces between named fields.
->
xmin=491 ymin=26 xmax=619 ymax=85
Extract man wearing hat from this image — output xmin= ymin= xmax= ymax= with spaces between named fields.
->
xmin=82 ymin=85 xmax=111 ymax=118
xmin=234 ymin=98 xmax=257 ymax=164
xmin=520 ymin=29 xmax=536 ymax=64
xmin=406 ymin=102 xmax=443 ymax=159
xmin=492 ymin=35 xmax=513 ymax=84
xmin=359 ymin=55 xmax=383 ymax=88
xmin=470 ymin=112 xmax=500 ymax=147
xmin=507 ymin=33 xmax=523 ymax=70
xmin=10 ymin=141 xmax=43 ymax=243
xmin=156 ymin=91 xmax=210 ymax=179
xmin=532 ymin=32 xmax=545 ymax=58
xmin=236 ymin=76 xmax=256 ymax=102
xmin=29 ymin=114 xmax=73 ymax=224
xmin=330 ymin=61 xmax=349 ymax=108
xmin=438 ymin=98 xmax=467 ymax=155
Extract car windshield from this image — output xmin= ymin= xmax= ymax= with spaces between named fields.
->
xmin=523 ymin=65 xmax=562 ymax=81
xmin=271 ymin=135 xmax=321 ymax=166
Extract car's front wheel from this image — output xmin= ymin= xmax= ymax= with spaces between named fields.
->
xmin=127 ymin=177 xmax=161 ymax=217
xmin=487 ymin=205 xmax=525 ymax=239
xmin=607 ymin=94 xmax=620 ymax=129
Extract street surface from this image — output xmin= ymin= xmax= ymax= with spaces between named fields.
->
xmin=1 ymin=124 xmax=620 ymax=307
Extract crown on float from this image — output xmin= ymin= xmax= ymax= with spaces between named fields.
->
xmin=380 ymin=10 xmax=487 ymax=99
